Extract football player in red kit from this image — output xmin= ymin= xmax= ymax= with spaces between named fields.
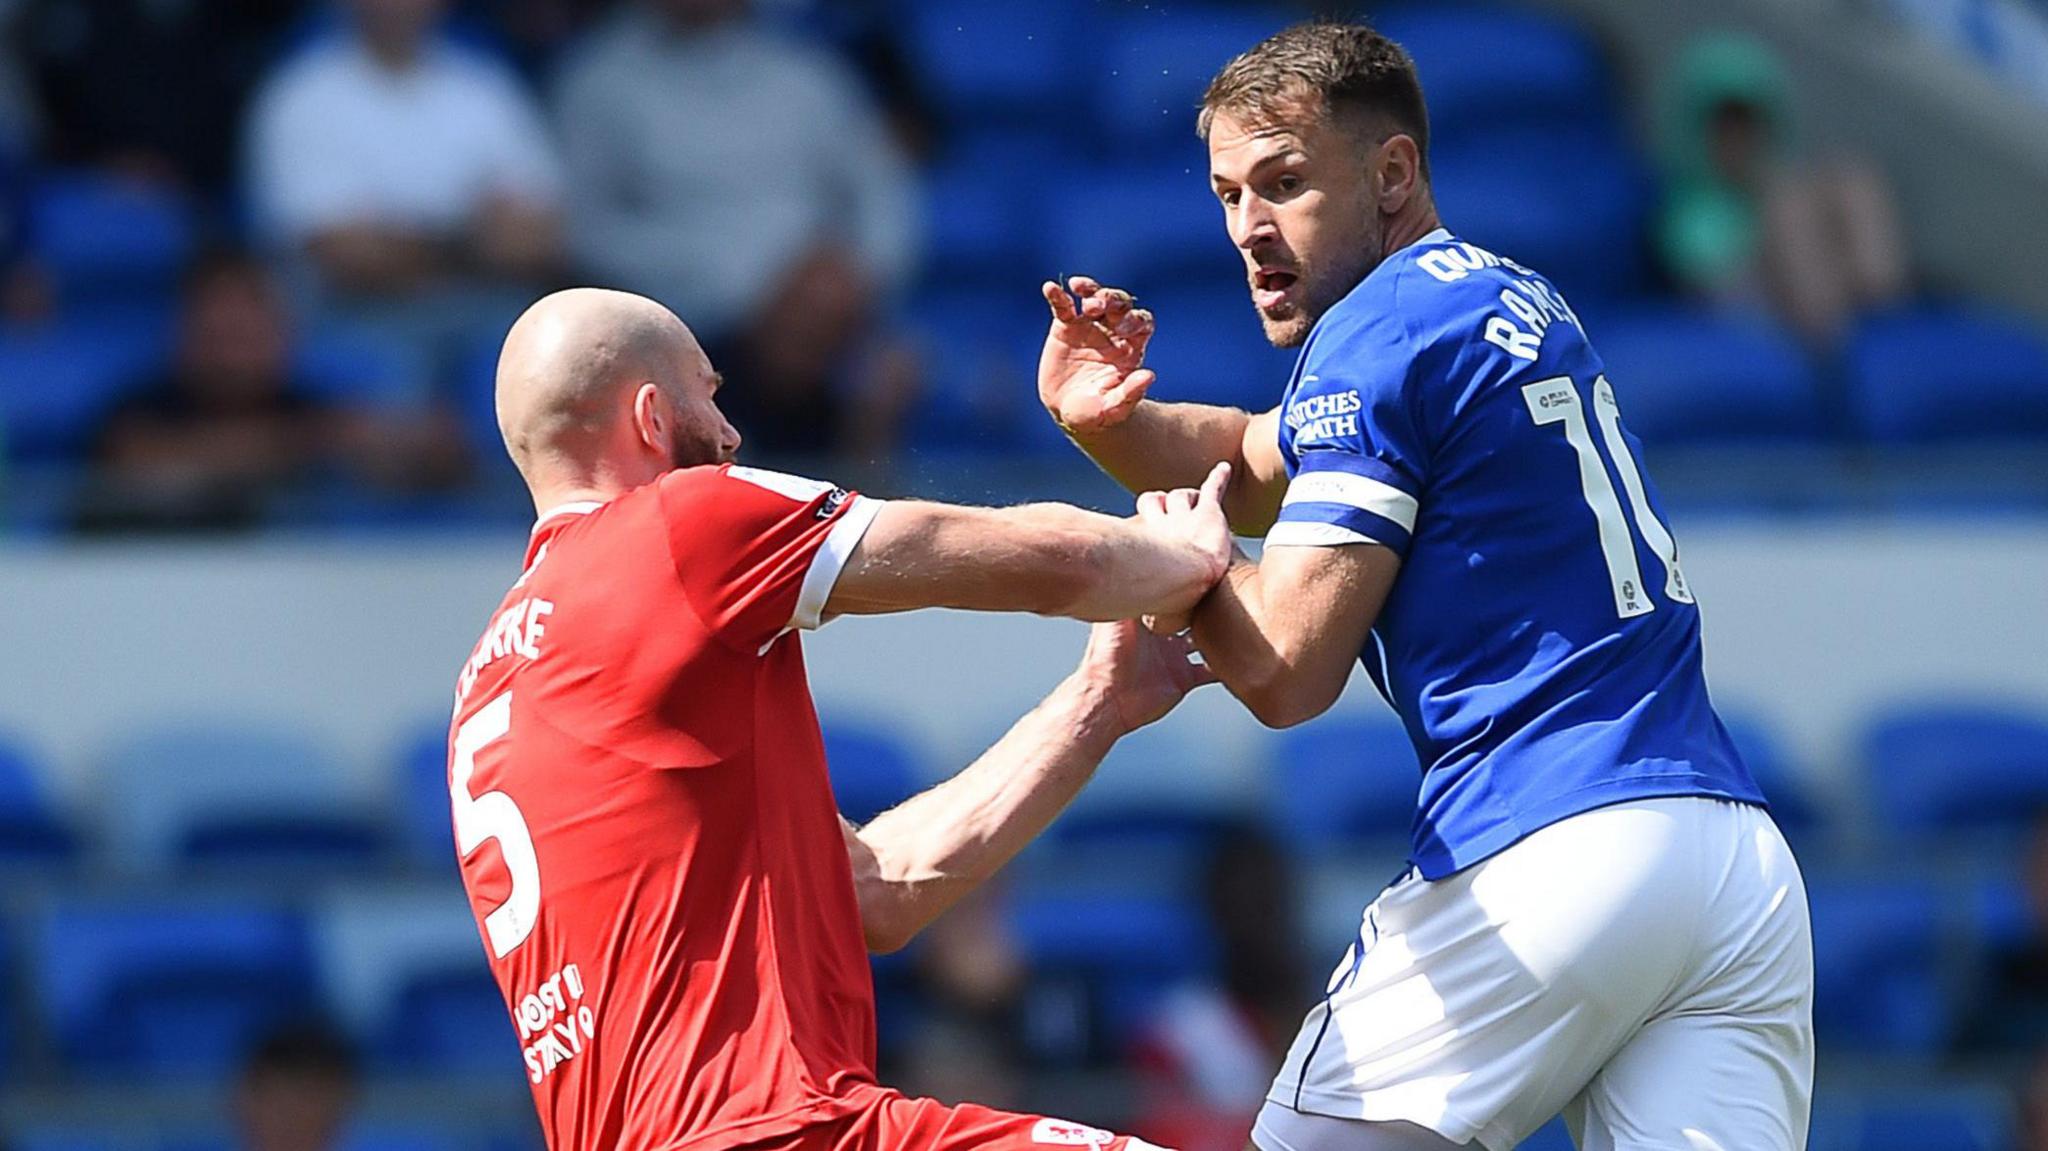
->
xmin=451 ymin=289 xmax=1221 ymax=1151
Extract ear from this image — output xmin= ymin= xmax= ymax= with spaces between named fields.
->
xmin=630 ymin=383 xmax=666 ymax=454
xmin=1376 ymin=133 xmax=1424 ymax=217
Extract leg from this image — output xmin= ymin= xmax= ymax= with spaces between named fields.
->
xmin=1574 ymin=807 xmax=1814 ymax=1151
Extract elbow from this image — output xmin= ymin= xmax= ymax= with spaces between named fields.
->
xmin=853 ymin=876 xmax=923 ymax=954
xmin=1234 ymin=660 xmax=1342 ymax=730
xmin=862 ymin=914 xmax=915 ymax=956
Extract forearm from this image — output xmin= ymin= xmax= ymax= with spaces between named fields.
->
xmin=850 ymin=674 xmax=1119 ymax=951
xmin=1068 ymin=400 xmax=1252 ymax=513
xmin=829 ymin=501 xmax=1218 ymax=622
xmin=1189 ymin=548 xmax=1372 ymax=728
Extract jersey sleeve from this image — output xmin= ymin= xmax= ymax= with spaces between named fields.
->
xmin=1268 ymin=304 xmax=1427 ymax=556
xmin=657 ymin=465 xmax=884 ymax=650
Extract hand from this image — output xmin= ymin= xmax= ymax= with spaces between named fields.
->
xmin=1038 ymin=276 xmax=1156 ymax=435
xmin=1131 ymin=462 xmax=1234 ymax=615
xmin=1075 ymin=620 xmax=1217 ymax=736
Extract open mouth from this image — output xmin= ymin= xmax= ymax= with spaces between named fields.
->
xmin=1253 ymin=268 xmax=1298 ymax=311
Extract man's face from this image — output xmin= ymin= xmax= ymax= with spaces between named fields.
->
xmin=180 ymin=272 xmax=290 ymax=407
xmin=236 ymin=1070 xmax=351 ymax=1151
xmin=661 ymin=350 xmax=742 ymax=469
xmin=349 ymin=0 xmax=446 ymax=48
xmin=1208 ymin=102 xmax=1386 ymax=348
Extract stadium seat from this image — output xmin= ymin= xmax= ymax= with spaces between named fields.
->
xmin=29 ymin=170 xmax=195 ymax=301
xmin=1128 ymin=283 xmax=1296 ymax=411
xmin=1716 ymin=713 xmax=1825 ymax=845
xmin=295 ymin=322 xmax=435 ymax=408
xmin=98 ymin=721 xmax=392 ymax=874
xmin=1048 ymin=164 xmax=1235 ymax=289
xmin=1860 ymin=704 xmax=2048 ymax=838
xmin=34 ymin=900 xmax=315 ymax=1075
xmin=1590 ymin=308 xmax=1825 ymax=444
xmin=1804 ymin=878 xmax=1948 ymax=1053
xmin=1371 ymin=5 xmax=1609 ymax=142
xmin=901 ymin=286 xmax=1050 ymax=454
xmin=1267 ymin=715 xmax=1420 ymax=850
xmin=0 ymin=731 xmax=81 ymax=866
xmin=1845 ymin=307 xmax=2048 ymax=441
xmin=1834 ymin=1090 xmax=2017 ymax=1151
xmin=396 ymin=723 xmax=458 ymax=871
xmin=922 ymin=133 xmax=1058 ymax=285
xmin=1429 ymin=126 xmax=1652 ymax=303
xmin=0 ymin=306 xmax=174 ymax=459
xmin=905 ymin=0 xmax=1087 ymax=122
xmin=1096 ymin=5 xmax=1291 ymax=153
xmin=1009 ymin=890 xmax=1219 ymax=1037
xmin=820 ymin=718 xmax=924 ymax=824
xmin=317 ymin=887 xmax=515 ymax=1076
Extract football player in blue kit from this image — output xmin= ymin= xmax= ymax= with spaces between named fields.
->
xmin=1037 ymin=21 xmax=1813 ymax=1151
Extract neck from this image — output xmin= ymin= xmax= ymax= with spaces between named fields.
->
xmin=1378 ymin=200 xmax=1444 ymax=262
xmin=363 ymin=32 xmax=422 ymax=72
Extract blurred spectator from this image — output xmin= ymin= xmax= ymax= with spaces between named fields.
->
xmin=75 ymin=250 xmax=467 ymax=534
xmin=1960 ymin=812 xmax=2048 ymax=1052
xmin=1133 ymin=829 xmax=1307 ymax=1151
xmin=554 ymin=0 xmax=921 ymax=457
xmin=18 ymin=0 xmax=301 ymax=192
xmin=0 ymin=1 xmax=49 ymax=324
xmin=246 ymin=0 xmax=564 ymax=379
xmin=234 ymin=1020 xmax=360 ymax=1151
xmin=894 ymin=885 xmax=1032 ymax=1112
xmin=1656 ymin=33 xmax=1910 ymax=345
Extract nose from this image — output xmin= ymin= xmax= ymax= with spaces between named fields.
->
xmin=1231 ymin=193 xmax=1277 ymax=252
xmin=722 ymin=417 xmax=742 ymax=456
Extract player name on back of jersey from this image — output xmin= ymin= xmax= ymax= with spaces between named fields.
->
xmin=1416 ymin=239 xmax=1584 ymax=362
xmin=456 ymin=594 xmax=554 ymax=707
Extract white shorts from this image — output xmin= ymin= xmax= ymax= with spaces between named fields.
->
xmin=1256 ymin=797 xmax=1813 ymax=1151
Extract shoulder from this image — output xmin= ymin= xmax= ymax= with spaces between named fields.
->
xmin=428 ymin=39 xmax=531 ymax=100
xmin=251 ymin=38 xmax=356 ymax=120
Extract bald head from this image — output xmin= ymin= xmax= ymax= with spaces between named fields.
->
xmin=496 ymin=288 xmax=737 ymax=502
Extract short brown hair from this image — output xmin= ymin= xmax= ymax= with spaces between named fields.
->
xmin=1199 ymin=21 xmax=1430 ymax=176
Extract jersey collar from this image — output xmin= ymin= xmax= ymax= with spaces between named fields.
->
xmin=531 ymin=501 xmax=604 ymax=536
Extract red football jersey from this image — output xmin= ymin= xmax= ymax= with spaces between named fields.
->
xmin=447 ymin=464 xmax=888 ymax=1151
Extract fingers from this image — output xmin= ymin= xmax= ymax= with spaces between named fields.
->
xmin=1101 ymin=368 xmax=1155 ymax=415
xmin=1043 ymin=280 xmax=1078 ymax=323
xmin=1136 ymin=490 xmax=1169 ymax=518
xmin=1199 ymin=460 xmax=1233 ymax=506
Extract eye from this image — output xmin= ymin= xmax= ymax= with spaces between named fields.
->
xmin=1217 ymin=187 xmax=1241 ymax=208
xmin=1274 ymin=173 xmax=1304 ymax=195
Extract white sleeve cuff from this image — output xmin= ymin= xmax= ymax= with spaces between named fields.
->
xmin=790 ymin=496 xmax=885 ymax=630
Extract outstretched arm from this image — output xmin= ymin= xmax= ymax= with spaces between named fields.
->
xmin=844 ymin=622 xmax=1213 ymax=952
xmin=1039 ymin=277 xmax=1289 ymax=535
xmin=823 ymin=463 xmax=1235 ymax=623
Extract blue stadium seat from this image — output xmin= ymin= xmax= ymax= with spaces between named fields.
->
xmin=1845 ymin=307 xmax=2048 ymax=441
xmin=0 ymin=307 xmax=173 ymax=459
xmin=1372 ymin=5 xmax=1608 ymax=143
xmin=318 ymin=888 xmax=515 ymax=1076
xmin=1430 ymin=127 xmax=1651 ymax=302
xmin=1097 ymin=5 xmax=1291 ymax=153
xmin=29 ymin=171 xmax=195 ymax=301
xmin=1128 ymin=284 xmax=1295 ymax=411
xmin=99 ymin=721 xmax=392 ymax=874
xmin=1010 ymin=890 xmax=1218 ymax=1035
xmin=295 ymin=322 xmax=434 ymax=407
xmin=821 ymin=719 xmax=924 ymax=824
xmin=922 ymin=134 xmax=1059 ymax=285
xmin=905 ymin=0 xmax=1088 ymax=121
xmin=1716 ymin=713 xmax=1825 ymax=844
xmin=0 ymin=731 xmax=81 ymax=866
xmin=1268 ymin=715 xmax=1419 ymax=850
xmin=1590 ymin=308 xmax=1825 ymax=444
xmin=396 ymin=723 xmax=458 ymax=871
xmin=1805 ymin=878 xmax=1947 ymax=1053
xmin=34 ymin=901 xmax=314 ymax=1075
xmin=1860 ymin=704 xmax=2048 ymax=837
xmin=902 ymin=286 xmax=1050 ymax=454
xmin=1048 ymin=165 xmax=1234 ymax=289
xmin=1836 ymin=1091 xmax=2017 ymax=1151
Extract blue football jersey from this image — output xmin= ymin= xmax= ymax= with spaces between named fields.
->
xmin=1270 ymin=228 xmax=1765 ymax=878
